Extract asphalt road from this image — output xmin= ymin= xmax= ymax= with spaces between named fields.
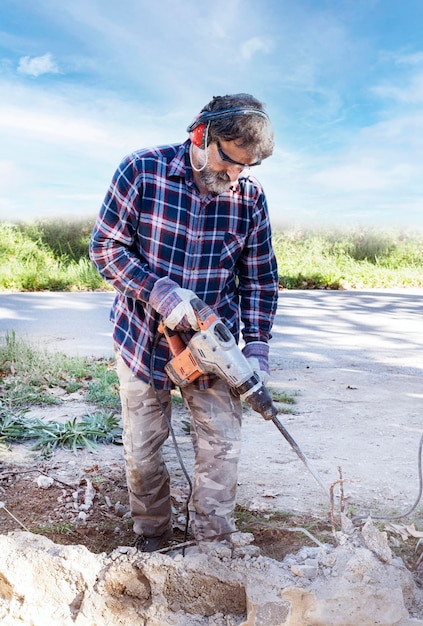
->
xmin=0 ymin=292 xmax=116 ymax=357
xmin=0 ymin=289 xmax=422 ymax=372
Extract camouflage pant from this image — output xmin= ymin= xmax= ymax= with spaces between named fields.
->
xmin=116 ymin=353 xmax=243 ymax=541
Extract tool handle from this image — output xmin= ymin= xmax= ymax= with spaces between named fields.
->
xmin=158 ymin=295 xmax=217 ymax=357
xmin=190 ymin=297 xmax=207 ymax=313
xmin=158 ymin=297 xmax=213 ymax=358
xmin=190 ymin=298 xmax=219 ymax=329
xmin=158 ymin=297 xmax=208 ymax=357
xmin=158 ymin=322 xmax=187 ymax=357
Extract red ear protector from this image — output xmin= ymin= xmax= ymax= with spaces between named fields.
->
xmin=187 ymin=106 xmax=269 ymax=148
xmin=190 ymin=122 xmax=206 ymax=147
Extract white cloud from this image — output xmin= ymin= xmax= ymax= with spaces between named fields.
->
xmin=0 ymin=104 xmax=110 ymax=146
xmin=391 ymin=51 xmax=423 ymax=66
xmin=1 ymin=0 xmax=423 ymax=229
xmin=17 ymin=53 xmax=59 ymax=77
xmin=240 ymin=37 xmax=272 ymax=61
xmin=0 ymin=77 xmax=193 ymax=221
xmin=310 ymin=158 xmax=413 ymax=192
xmin=372 ymin=72 xmax=423 ymax=104
xmin=0 ymin=79 xmax=186 ymax=151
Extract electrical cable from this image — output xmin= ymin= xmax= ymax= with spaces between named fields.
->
xmin=189 ymin=122 xmax=210 ymax=172
xmin=149 ymin=330 xmax=193 ymax=544
xmin=352 ymin=433 xmax=423 ymax=524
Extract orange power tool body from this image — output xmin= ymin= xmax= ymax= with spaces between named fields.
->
xmin=159 ymin=297 xmax=278 ymax=420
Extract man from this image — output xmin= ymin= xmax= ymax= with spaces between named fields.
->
xmin=90 ymin=93 xmax=279 ymax=552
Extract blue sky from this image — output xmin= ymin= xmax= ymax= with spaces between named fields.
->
xmin=1 ymin=0 xmax=423 ymax=230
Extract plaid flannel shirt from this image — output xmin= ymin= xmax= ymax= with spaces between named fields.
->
xmin=90 ymin=140 xmax=279 ymax=389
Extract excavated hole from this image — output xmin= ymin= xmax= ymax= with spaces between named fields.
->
xmin=164 ymin=570 xmax=247 ymax=616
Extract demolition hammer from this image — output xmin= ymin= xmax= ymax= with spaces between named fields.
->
xmin=159 ymin=298 xmax=329 ymax=497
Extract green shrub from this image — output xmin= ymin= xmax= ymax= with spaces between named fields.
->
xmin=1 ymin=220 xmax=423 ymax=291
xmin=0 ymin=221 xmax=108 ymax=291
xmin=273 ymin=226 xmax=423 ymax=289
xmin=18 ymin=217 xmax=95 ymax=261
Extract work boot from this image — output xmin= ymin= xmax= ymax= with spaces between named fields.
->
xmin=134 ymin=527 xmax=173 ymax=553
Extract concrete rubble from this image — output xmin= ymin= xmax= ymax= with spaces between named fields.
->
xmin=0 ymin=519 xmax=422 ymax=625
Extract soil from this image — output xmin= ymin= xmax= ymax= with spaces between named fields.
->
xmin=0 ymin=397 xmax=330 ymax=562
xmin=0 ymin=386 xmax=421 ymax=577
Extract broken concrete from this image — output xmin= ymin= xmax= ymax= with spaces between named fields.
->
xmin=0 ymin=520 xmax=422 ymax=625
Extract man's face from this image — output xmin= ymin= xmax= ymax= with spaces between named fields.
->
xmin=196 ymin=140 xmax=260 ymax=194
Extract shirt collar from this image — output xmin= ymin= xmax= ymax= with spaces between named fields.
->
xmin=168 ymin=141 xmax=191 ymax=180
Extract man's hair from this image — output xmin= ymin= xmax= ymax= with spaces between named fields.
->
xmin=199 ymin=93 xmax=274 ymax=159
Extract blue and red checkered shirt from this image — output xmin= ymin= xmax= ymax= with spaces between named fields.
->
xmin=90 ymin=140 xmax=279 ymax=388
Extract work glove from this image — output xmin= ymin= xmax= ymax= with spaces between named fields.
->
xmin=149 ymin=277 xmax=200 ymax=332
xmin=242 ymin=342 xmax=270 ymax=386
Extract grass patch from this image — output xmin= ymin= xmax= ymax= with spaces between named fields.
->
xmin=0 ymin=334 xmax=198 ymax=455
xmin=0 ymin=331 xmax=120 ymax=410
xmin=0 ymin=333 xmax=123 ymax=455
xmin=0 ymin=220 xmax=107 ymax=291
xmin=270 ymin=388 xmax=297 ymax=415
xmin=1 ymin=219 xmax=423 ymax=290
xmin=33 ymin=521 xmax=77 ymax=536
xmin=273 ymin=225 xmax=423 ymax=289
xmin=29 ymin=412 xmax=122 ymax=457
xmin=85 ymin=362 xmax=121 ymax=410
xmin=0 ymin=404 xmax=122 ymax=457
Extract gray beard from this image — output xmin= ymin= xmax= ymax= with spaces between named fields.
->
xmin=198 ymin=166 xmax=234 ymax=195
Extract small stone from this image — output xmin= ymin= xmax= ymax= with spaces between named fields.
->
xmin=197 ymin=541 xmax=233 ymax=559
xmin=362 ymin=517 xmax=392 ymax=564
xmin=117 ymin=546 xmax=131 ymax=553
xmin=114 ymin=503 xmax=128 ymax=517
xmin=230 ymin=531 xmax=255 ymax=548
xmin=340 ymin=513 xmax=355 ymax=535
xmin=35 ymin=476 xmax=54 ymax=489
xmin=303 ymin=559 xmax=319 ymax=579
xmin=290 ymin=564 xmax=305 ymax=577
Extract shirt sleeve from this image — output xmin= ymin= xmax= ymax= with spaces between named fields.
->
xmin=89 ymin=154 xmax=157 ymax=301
xmin=237 ymin=188 xmax=279 ymax=345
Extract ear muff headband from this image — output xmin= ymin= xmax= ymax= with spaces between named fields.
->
xmin=186 ymin=106 xmax=269 ymax=134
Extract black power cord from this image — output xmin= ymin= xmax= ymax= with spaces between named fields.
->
xmin=352 ymin=433 xmax=423 ymax=524
xmin=149 ymin=331 xmax=193 ymax=544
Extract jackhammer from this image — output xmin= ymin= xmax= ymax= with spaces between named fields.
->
xmin=160 ymin=298 xmax=329 ymax=497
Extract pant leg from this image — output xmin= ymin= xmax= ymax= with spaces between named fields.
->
xmin=181 ymin=377 xmax=243 ymax=541
xmin=115 ymin=352 xmax=172 ymax=537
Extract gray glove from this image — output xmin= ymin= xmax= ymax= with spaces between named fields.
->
xmin=246 ymin=356 xmax=270 ymax=386
xmin=242 ymin=342 xmax=270 ymax=385
xmin=149 ymin=277 xmax=200 ymax=331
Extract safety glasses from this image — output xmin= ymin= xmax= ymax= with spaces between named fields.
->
xmin=216 ymin=141 xmax=262 ymax=168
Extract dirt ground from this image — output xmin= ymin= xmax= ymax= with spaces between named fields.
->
xmin=0 ymin=373 xmax=422 ymax=577
xmin=1 ymin=290 xmax=422 ymax=576
xmin=0 ymin=397 xmax=328 ymax=562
